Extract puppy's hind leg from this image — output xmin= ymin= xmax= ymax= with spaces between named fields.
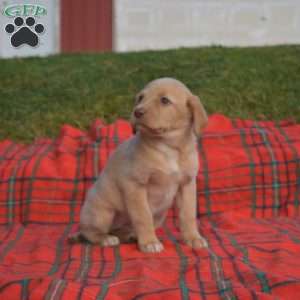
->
xmin=82 ymin=229 xmax=120 ymax=247
xmin=80 ymin=205 xmax=120 ymax=247
xmin=111 ymin=227 xmax=137 ymax=244
xmin=68 ymin=231 xmax=85 ymax=244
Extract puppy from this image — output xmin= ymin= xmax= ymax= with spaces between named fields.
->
xmin=69 ymin=78 xmax=208 ymax=253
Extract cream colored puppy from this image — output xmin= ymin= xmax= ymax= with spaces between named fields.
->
xmin=69 ymin=78 xmax=208 ymax=253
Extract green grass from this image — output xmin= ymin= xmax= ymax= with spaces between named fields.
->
xmin=0 ymin=46 xmax=300 ymax=142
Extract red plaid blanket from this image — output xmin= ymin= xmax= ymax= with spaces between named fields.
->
xmin=1 ymin=114 xmax=300 ymax=299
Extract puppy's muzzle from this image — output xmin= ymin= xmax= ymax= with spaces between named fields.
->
xmin=134 ymin=108 xmax=145 ymax=119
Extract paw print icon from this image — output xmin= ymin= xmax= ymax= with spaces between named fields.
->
xmin=5 ymin=17 xmax=45 ymax=47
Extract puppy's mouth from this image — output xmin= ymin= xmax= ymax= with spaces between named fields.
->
xmin=136 ymin=123 xmax=169 ymax=135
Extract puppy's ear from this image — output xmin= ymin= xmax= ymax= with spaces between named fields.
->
xmin=187 ymin=95 xmax=208 ymax=137
xmin=130 ymin=93 xmax=142 ymax=135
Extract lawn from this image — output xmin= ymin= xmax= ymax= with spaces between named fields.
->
xmin=0 ymin=46 xmax=299 ymax=142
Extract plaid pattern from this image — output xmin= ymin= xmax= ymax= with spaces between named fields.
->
xmin=0 ymin=114 xmax=300 ymax=299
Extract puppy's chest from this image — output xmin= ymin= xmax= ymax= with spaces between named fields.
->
xmin=149 ymin=156 xmax=193 ymax=187
xmin=147 ymin=162 xmax=191 ymax=213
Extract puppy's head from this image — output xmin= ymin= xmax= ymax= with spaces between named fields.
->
xmin=131 ymin=78 xmax=208 ymax=138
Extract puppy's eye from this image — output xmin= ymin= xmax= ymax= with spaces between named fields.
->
xmin=137 ymin=94 xmax=144 ymax=103
xmin=160 ymin=96 xmax=171 ymax=105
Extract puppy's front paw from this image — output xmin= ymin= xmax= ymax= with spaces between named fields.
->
xmin=139 ymin=240 xmax=164 ymax=253
xmin=100 ymin=235 xmax=120 ymax=247
xmin=184 ymin=235 xmax=208 ymax=249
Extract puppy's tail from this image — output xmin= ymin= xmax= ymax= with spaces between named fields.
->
xmin=68 ymin=231 xmax=85 ymax=244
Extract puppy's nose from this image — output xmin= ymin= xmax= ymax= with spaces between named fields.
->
xmin=134 ymin=108 xmax=145 ymax=119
